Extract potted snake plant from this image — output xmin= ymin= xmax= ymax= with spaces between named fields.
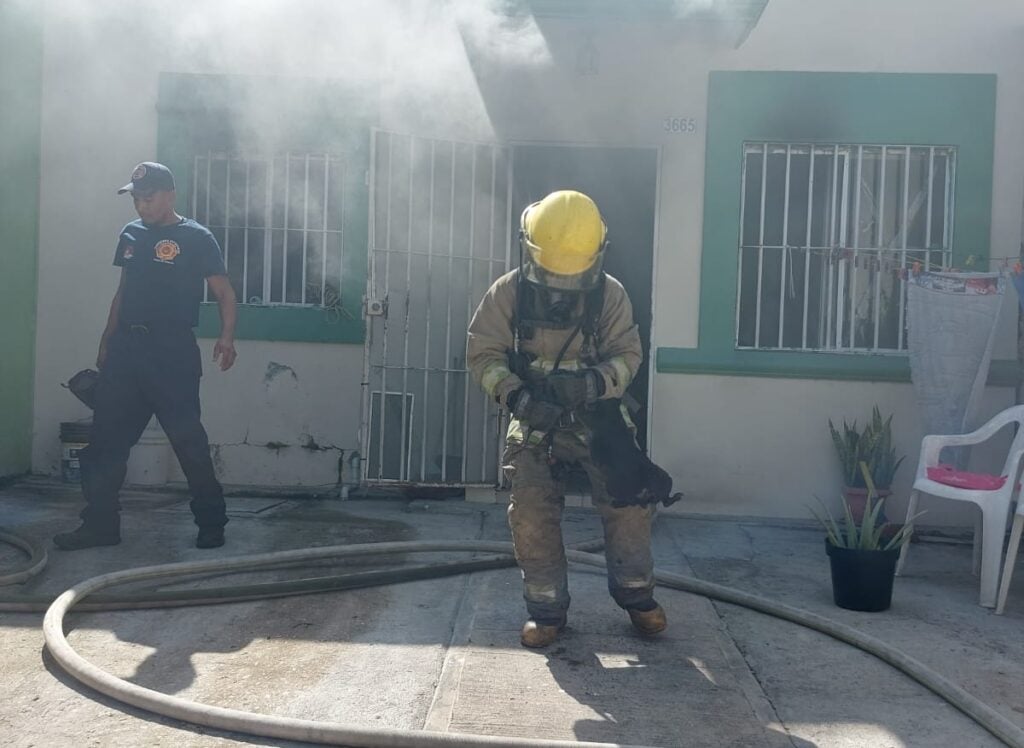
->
xmin=828 ymin=406 xmax=905 ymax=522
xmin=813 ymin=463 xmax=918 ymax=612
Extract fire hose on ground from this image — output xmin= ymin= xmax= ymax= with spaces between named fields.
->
xmin=0 ymin=528 xmax=48 ymax=586
xmin=1 ymin=530 xmax=1023 ymax=748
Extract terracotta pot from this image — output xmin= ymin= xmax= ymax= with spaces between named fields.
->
xmin=842 ymin=485 xmax=892 ymax=524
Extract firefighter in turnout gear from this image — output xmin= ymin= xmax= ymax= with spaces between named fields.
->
xmin=467 ymin=190 xmax=668 ymax=648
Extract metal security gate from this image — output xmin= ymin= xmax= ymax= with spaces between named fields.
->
xmin=361 ymin=130 xmax=513 ymax=485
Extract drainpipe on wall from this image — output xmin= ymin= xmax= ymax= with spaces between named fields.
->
xmin=339 ymin=450 xmax=361 ymax=499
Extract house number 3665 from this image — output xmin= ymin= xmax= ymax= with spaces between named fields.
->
xmin=664 ymin=117 xmax=697 ymax=133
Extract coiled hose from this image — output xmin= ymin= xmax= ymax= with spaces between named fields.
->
xmin=0 ymin=528 xmax=48 ymax=585
xmin=0 ymin=529 xmax=603 ymax=613
xmin=2 ymin=531 xmax=1022 ymax=747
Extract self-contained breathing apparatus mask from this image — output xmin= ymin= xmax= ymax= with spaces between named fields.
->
xmin=539 ymin=290 xmax=576 ymax=326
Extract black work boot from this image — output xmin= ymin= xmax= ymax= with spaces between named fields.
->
xmin=195 ymin=526 xmax=225 ymax=549
xmin=53 ymin=523 xmax=121 ymax=551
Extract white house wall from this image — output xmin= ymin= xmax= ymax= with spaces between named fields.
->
xmin=32 ymin=1 xmax=1024 ymax=523
xmin=655 ymin=376 xmax=1015 ymax=526
xmin=166 ymin=340 xmax=365 ymax=489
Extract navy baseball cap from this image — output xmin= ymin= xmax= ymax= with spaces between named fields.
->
xmin=117 ymin=162 xmax=176 ymax=195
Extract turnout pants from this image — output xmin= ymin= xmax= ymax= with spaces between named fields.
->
xmin=79 ymin=326 xmax=226 ymax=531
xmin=503 ymin=427 xmax=655 ymax=624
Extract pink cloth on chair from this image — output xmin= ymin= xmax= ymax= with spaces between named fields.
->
xmin=927 ymin=464 xmax=1007 ymax=490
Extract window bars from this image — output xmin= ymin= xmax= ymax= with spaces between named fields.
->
xmin=736 ymin=143 xmax=955 ymax=352
xmin=193 ymin=153 xmax=346 ymax=309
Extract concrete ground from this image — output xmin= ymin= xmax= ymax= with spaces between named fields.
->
xmin=1 ymin=478 xmax=1023 ymax=748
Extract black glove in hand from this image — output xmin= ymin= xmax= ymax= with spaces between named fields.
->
xmin=64 ymin=368 xmax=100 ymax=410
xmin=547 ymin=369 xmax=605 ymax=409
xmin=510 ymin=388 xmax=564 ymax=432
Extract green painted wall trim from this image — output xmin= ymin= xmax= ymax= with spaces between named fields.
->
xmin=157 ymin=73 xmax=372 ymax=345
xmin=656 ymin=347 xmax=1020 ymax=387
xmin=0 ymin=2 xmax=43 ymax=476
xmin=699 ymin=72 xmax=996 ymax=363
xmin=196 ymin=303 xmax=363 ymax=343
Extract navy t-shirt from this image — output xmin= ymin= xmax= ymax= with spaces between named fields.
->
xmin=113 ymin=218 xmax=227 ymax=327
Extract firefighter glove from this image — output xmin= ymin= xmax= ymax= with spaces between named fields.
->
xmin=509 ymin=388 xmax=564 ymax=432
xmin=547 ymin=368 xmax=605 ymax=409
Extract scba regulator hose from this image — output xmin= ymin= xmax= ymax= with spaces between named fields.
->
xmin=7 ymin=535 xmax=1020 ymax=748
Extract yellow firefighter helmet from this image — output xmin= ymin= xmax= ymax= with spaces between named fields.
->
xmin=520 ymin=190 xmax=607 ymax=291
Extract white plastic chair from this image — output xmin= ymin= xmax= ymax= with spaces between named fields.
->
xmin=895 ymin=404 xmax=1024 ymax=608
xmin=996 ymin=496 xmax=1024 ymax=614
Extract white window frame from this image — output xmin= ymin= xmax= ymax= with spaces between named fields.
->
xmin=736 ymin=143 xmax=956 ymax=353
xmin=193 ymin=152 xmax=346 ymax=310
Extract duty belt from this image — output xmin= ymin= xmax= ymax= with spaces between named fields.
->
xmin=122 ymin=322 xmax=191 ymax=335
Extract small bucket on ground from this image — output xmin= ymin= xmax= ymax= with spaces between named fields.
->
xmin=60 ymin=421 xmax=92 ymax=483
xmin=126 ymin=418 xmax=171 ymax=486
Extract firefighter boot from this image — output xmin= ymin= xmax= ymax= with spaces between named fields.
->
xmin=628 ymin=602 xmax=668 ymax=636
xmin=196 ymin=526 xmax=225 ymax=549
xmin=520 ymin=615 xmax=567 ymax=648
xmin=53 ymin=522 xmax=121 ymax=551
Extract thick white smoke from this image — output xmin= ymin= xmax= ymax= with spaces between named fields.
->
xmin=47 ymin=0 xmax=551 ymax=141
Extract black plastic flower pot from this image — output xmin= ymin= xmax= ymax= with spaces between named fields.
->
xmin=825 ymin=539 xmax=899 ymax=612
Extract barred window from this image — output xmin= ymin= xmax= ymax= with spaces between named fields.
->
xmin=736 ymin=144 xmax=956 ymax=352
xmin=193 ymin=153 xmax=346 ymax=309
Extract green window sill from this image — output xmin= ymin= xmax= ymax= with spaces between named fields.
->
xmin=655 ymin=347 xmax=1021 ymax=387
xmin=196 ymin=303 xmax=364 ymax=344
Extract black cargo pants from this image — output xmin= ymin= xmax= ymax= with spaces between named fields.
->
xmin=79 ymin=324 xmax=226 ymax=531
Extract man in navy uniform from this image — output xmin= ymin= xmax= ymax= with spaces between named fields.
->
xmin=55 ymin=162 xmax=238 ymax=550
